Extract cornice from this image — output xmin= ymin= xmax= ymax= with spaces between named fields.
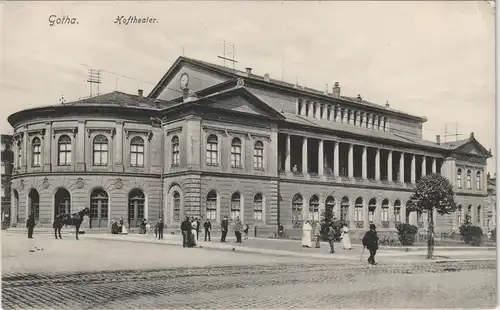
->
xmin=124 ymin=128 xmax=153 ymax=141
xmin=86 ymin=127 xmax=116 ymax=138
xmin=52 ymin=127 xmax=78 ymax=138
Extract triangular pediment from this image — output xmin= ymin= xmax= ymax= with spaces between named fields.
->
xmin=454 ymin=139 xmax=491 ymax=158
xmin=201 ymin=87 xmax=285 ymax=119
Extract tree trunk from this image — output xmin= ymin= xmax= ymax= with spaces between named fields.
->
xmin=427 ymin=210 xmax=435 ymax=259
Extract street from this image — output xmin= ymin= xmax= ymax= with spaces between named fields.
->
xmin=2 ymin=233 xmax=496 ymax=309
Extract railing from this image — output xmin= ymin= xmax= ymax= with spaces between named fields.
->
xmin=355 ymin=221 xmax=364 ymax=229
xmin=417 ymin=221 xmax=424 ymax=228
xmin=381 ymin=221 xmax=390 ymax=228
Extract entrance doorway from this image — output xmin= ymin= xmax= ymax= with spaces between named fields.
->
xmin=54 ymin=188 xmax=71 ymax=219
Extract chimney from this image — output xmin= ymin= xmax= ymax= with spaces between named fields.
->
xmin=385 ymin=101 xmax=390 ymax=108
xmin=436 ymin=135 xmax=441 ymax=145
xmin=332 ymin=82 xmax=340 ymax=98
xmin=138 ymin=89 xmax=143 ymax=98
xmin=245 ymin=67 xmax=252 ymax=76
xmin=356 ymin=94 xmax=363 ymax=102
xmin=470 ymin=132 xmax=475 ymax=139
xmin=264 ymin=73 xmax=270 ymax=82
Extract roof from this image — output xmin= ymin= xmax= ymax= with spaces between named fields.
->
xmin=62 ymin=91 xmax=172 ymax=109
xmin=149 ymin=56 xmax=427 ymax=122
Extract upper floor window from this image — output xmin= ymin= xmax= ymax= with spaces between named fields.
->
xmin=253 ymin=141 xmax=264 ymax=170
xmin=17 ymin=141 xmax=22 ymax=169
xmin=476 ymin=171 xmax=482 ymax=190
xmin=230 ymin=138 xmax=242 ymax=168
xmin=93 ymin=135 xmax=108 ymax=166
xmin=58 ymin=135 xmax=72 ymax=166
xmin=130 ymin=136 xmax=144 ymax=167
xmin=206 ymin=134 xmax=218 ymax=166
xmin=457 ymin=169 xmax=462 ymax=188
xmin=466 ymin=170 xmax=472 ymax=189
xmin=31 ymin=137 xmax=41 ymax=167
xmin=171 ymin=136 xmax=180 ymax=166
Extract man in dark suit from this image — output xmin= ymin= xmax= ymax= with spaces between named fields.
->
xmin=157 ymin=218 xmax=165 ymax=240
xmin=221 ymin=216 xmax=229 ymax=242
xmin=26 ymin=214 xmax=36 ymax=239
xmin=362 ymin=224 xmax=379 ymax=265
xmin=204 ymin=218 xmax=212 ymax=241
xmin=53 ymin=214 xmax=64 ymax=239
xmin=196 ymin=217 xmax=201 ymax=241
xmin=181 ymin=217 xmax=191 ymax=247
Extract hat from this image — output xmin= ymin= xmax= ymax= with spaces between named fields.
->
xmin=369 ymin=224 xmax=376 ymax=230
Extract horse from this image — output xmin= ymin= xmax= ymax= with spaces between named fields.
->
xmin=61 ymin=207 xmax=90 ymax=240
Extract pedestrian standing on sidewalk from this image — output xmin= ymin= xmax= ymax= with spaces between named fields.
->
xmin=196 ymin=217 xmax=201 ymax=241
xmin=204 ymin=218 xmax=212 ymax=241
xmin=190 ymin=217 xmax=197 ymax=247
xmin=301 ymin=221 xmax=313 ymax=248
xmin=181 ymin=217 xmax=191 ymax=247
xmin=243 ymin=223 xmax=249 ymax=240
xmin=314 ymin=222 xmax=321 ymax=248
xmin=234 ymin=217 xmax=242 ymax=243
xmin=26 ymin=214 xmax=36 ymax=239
xmin=53 ymin=214 xmax=63 ymax=239
xmin=157 ymin=218 xmax=165 ymax=240
xmin=221 ymin=216 xmax=229 ymax=242
xmin=362 ymin=224 xmax=379 ymax=265
xmin=327 ymin=226 xmax=336 ymax=254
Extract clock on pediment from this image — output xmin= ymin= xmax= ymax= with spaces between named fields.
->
xmin=180 ymin=73 xmax=189 ymax=90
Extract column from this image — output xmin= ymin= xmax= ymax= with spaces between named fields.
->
xmin=367 ymin=114 xmax=372 ymax=129
xmin=335 ymin=105 xmax=341 ymax=122
xmin=333 ymin=141 xmax=339 ymax=177
xmin=321 ymin=105 xmax=328 ymax=120
xmin=348 ymin=143 xmax=354 ymax=178
xmin=362 ymin=146 xmax=367 ymax=179
xmin=315 ymin=102 xmax=321 ymax=119
xmin=421 ymin=156 xmax=427 ymax=177
xmin=342 ymin=109 xmax=348 ymax=123
xmin=411 ymin=154 xmax=416 ymax=183
xmin=387 ymin=150 xmax=393 ymax=182
xmin=348 ymin=110 xmax=353 ymax=125
xmin=302 ymin=137 xmax=308 ymax=175
xmin=308 ymin=101 xmax=314 ymax=117
xmin=328 ymin=106 xmax=334 ymax=121
xmin=76 ymin=120 xmax=86 ymax=171
xmin=43 ymin=122 xmax=52 ymax=172
xmin=431 ymin=157 xmax=436 ymax=173
xmin=114 ymin=121 xmax=124 ymax=172
xmin=399 ymin=152 xmax=405 ymax=183
xmin=375 ymin=148 xmax=380 ymax=181
xmin=285 ymin=134 xmax=291 ymax=173
xmin=363 ymin=113 xmax=368 ymax=128
xmin=300 ymin=101 xmax=306 ymax=116
xmin=318 ymin=140 xmax=324 ymax=175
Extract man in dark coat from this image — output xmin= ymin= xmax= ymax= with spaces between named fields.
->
xmin=157 ymin=219 xmax=165 ymax=240
xmin=53 ymin=214 xmax=64 ymax=239
xmin=204 ymin=218 xmax=212 ymax=242
xmin=181 ymin=217 xmax=192 ymax=247
xmin=196 ymin=217 xmax=201 ymax=241
xmin=26 ymin=214 xmax=35 ymax=239
xmin=221 ymin=216 xmax=229 ymax=242
xmin=362 ymin=224 xmax=379 ymax=265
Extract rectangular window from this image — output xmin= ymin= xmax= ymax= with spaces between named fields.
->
xmin=368 ymin=209 xmax=374 ymax=223
xmin=231 ymin=146 xmax=241 ymax=168
xmin=93 ymin=143 xmax=108 ymax=166
xmin=58 ymin=143 xmax=72 ymax=166
xmin=394 ymin=208 xmax=401 ymax=222
xmin=381 ymin=207 xmax=389 ymax=221
xmin=173 ymin=199 xmax=180 ymax=221
xmin=206 ymin=200 xmax=217 ymax=220
xmin=253 ymin=148 xmax=263 ymax=169
xmin=206 ymin=144 xmax=218 ymax=166
xmin=130 ymin=145 xmax=144 ymax=167
xmin=32 ymin=145 xmax=41 ymax=167
xmin=253 ymin=201 xmax=263 ymax=221
xmin=340 ymin=206 xmax=349 ymax=222
xmin=355 ymin=207 xmax=363 ymax=221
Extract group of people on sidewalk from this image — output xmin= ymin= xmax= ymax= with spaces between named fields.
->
xmin=301 ymin=219 xmax=379 ymax=264
xmin=111 ymin=217 xmax=128 ymax=235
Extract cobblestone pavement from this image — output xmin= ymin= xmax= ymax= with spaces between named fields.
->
xmin=2 ymin=261 xmax=496 ymax=309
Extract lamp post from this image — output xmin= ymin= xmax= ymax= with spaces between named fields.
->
xmin=150 ymin=116 xmax=168 ymax=221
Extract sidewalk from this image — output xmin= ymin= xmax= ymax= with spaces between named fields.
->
xmin=83 ymin=233 xmax=496 ymax=264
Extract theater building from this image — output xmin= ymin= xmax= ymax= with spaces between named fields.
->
xmin=7 ymin=56 xmax=492 ymax=237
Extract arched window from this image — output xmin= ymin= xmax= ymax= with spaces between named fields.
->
xmin=368 ymin=198 xmax=376 ymax=223
xmin=466 ymin=170 xmax=472 ymax=189
xmin=171 ymin=136 xmax=180 ymax=166
xmin=467 ymin=205 xmax=472 ymax=222
xmin=206 ymin=134 xmax=218 ymax=166
xmin=253 ymin=141 xmax=264 ymax=170
xmin=292 ymin=194 xmax=303 ymax=228
xmin=457 ymin=205 xmax=462 ymax=224
xmin=230 ymin=192 xmax=241 ymax=220
xmin=308 ymin=195 xmax=319 ymax=221
xmin=173 ymin=191 xmax=181 ymax=220
xmin=340 ymin=196 xmax=349 ymax=223
xmin=381 ymin=199 xmax=389 ymax=228
xmin=31 ymin=137 xmax=41 ymax=167
xmin=206 ymin=190 xmax=217 ymax=220
xmin=477 ymin=205 xmax=482 ymax=225
xmin=54 ymin=188 xmax=71 ymax=217
xmin=128 ymin=189 xmax=145 ymax=228
xmin=253 ymin=193 xmax=263 ymax=221
xmin=230 ymin=138 xmax=242 ymax=168
xmin=325 ymin=196 xmax=335 ymax=221
xmin=394 ymin=200 xmax=401 ymax=223
xmin=354 ymin=197 xmax=363 ymax=228
xmin=16 ymin=141 xmax=22 ymax=169
xmin=130 ymin=137 xmax=145 ymax=167
xmin=476 ymin=171 xmax=482 ymax=190
xmin=93 ymin=135 xmax=108 ymax=166
xmin=90 ymin=189 xmax=108 ymax=228
xmin=457 ymin=169 xmax=462 ymax=188
xmin=28 ymin=189 xmax=40 ymax=221
xmin=58 ymin=135 xmax=72 ymax=166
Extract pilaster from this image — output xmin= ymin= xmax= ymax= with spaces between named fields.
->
xmin=362 ymin=146 xmax=367 ymax=179
xmin=43 ymin=122 xmax=52 ymax=172
xmin=302 ymin=137 xmax=308 ymax=175
xmin=285 ymin=134 xmax=291 ymax=173
xmin=76 ymin=120 xmax=86 ymax=171
xmin=411 ymin=154 xmax=416 ymax=183
xmin=333 ymin=141 xmax=339 ymax=177
xmin=318 ymin=139 xmax=324 ymax=176
xmin=387 ymin=150 xmax=393 ymax=182
xmin=375 ymin=148 xmax=380 ymax=181
xmin=348 ymin=143 xmax=354 ymax=178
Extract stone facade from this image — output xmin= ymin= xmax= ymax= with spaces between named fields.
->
xmin=7 ymin=56 xmax=492 ymax=237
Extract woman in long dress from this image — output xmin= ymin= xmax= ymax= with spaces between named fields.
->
xmin=301 ymin=221 xmax=313 ymax=248
xmin=341 ymin=225 xmax=352 ymax=249
xmin=191 ymin=218 xmax=197 ymax=247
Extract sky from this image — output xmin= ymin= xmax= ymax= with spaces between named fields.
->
xmin=1 ymin=1 xmax=496 ymax=173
